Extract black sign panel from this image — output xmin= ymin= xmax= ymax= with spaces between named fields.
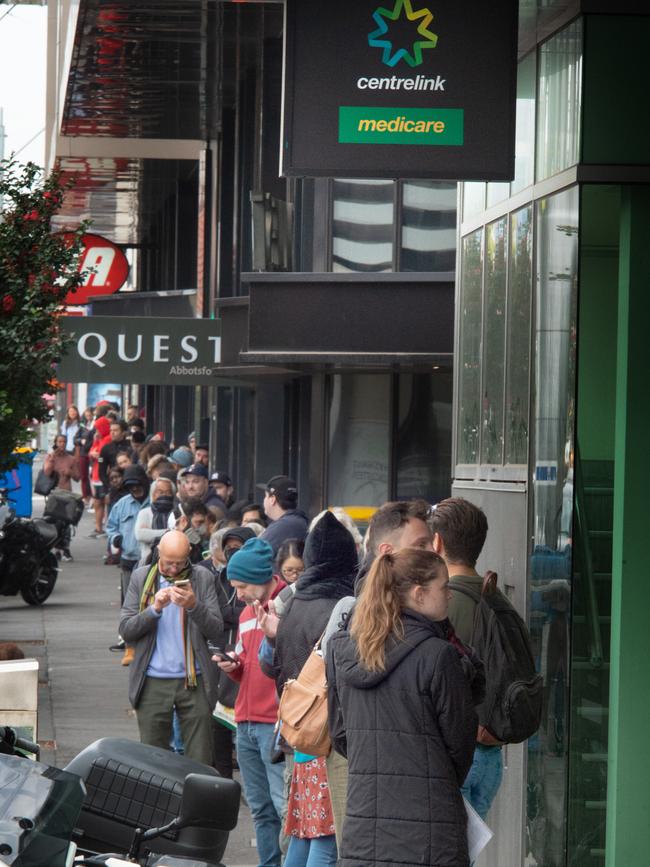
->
xmin=281 ymin=0 xmax=518 ymax=180
xmin=58 ymin=317 xmax=221 ymax=385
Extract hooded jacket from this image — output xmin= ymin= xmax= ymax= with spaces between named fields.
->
xmin=327 ymin=610 xmax=482 ymax=867
xmin=268 ymin=511 xmax=357 ymax=695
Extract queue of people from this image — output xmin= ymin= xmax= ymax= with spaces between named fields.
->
xmin=41 ymin=402 xmax=524 ymax=866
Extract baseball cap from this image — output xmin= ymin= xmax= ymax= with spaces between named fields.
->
xmin=170 ymin=447 xmax=194 ymax=468
xmin=256 ymin=474 xmax=298 ymax=501
xmin=180 ymin=463 xmax=209 ymax=479
xmin=210 ymin=471 xmax=232 ymax=486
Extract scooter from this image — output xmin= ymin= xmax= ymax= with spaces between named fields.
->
xmin=0 ymin=726 xmax=240 ymax=867
xmin=0 ymin=488 xmax=65 ymax=605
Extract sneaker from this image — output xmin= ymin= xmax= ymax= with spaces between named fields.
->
xmin=61 ymin=551 xmax=73 ymax=562
xmin=96 ymin=531 xmax=107 ymax=538
xmin=109 ymin=639 xmax=126 ymax=653
xmin=87 ymin=530 xmax=100 ymax=538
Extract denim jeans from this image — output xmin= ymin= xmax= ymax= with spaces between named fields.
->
xmin=461 ymin=744 xmax=504 ymax=820
xmin=284 ymin=835 xmax=338 ymax=867
xmin=236 ymin=721 xmax=286 ymax=867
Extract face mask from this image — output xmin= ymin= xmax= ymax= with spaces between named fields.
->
xmin=152 ymin=495 xmax=174 ymax=512
xmin=224 ymin=545 xmax=241 ymax=562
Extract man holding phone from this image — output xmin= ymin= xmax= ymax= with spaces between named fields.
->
xmin=217 ymin=537 xmax=287 ymax=867
xmin=119 ymin=530 xmax=223 ymax=766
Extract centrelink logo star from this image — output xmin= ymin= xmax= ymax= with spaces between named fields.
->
xmin=368 ymin=0 xmax=438 ymax=68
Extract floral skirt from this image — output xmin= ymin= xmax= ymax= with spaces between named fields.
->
xmin=284 ymin=755 xmax=336 ymax=839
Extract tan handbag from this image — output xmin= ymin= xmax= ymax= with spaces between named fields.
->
xmin=277 ymin=635 xmax=331 ymax=757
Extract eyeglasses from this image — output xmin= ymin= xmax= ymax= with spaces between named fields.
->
xmin=159 ymin=557 xmax=190 ymax=572
xmin=281 ymin=566 xmax=301 ymax=577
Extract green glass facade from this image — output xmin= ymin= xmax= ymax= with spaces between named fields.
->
xmin=455 ymin=10 xmax=650 ymax=867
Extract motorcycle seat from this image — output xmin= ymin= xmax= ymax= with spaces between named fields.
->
xmin=32 ymin=517 xmax=59 ymax=545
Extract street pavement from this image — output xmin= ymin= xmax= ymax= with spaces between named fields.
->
xmin=0 ymin=484 xmax=257 ymax=867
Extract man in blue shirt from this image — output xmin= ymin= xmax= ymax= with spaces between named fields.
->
xmin=119 ymin=530 xmax=223 ymax=766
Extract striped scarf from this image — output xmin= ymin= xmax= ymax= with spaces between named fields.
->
xmin=139 ymin=562 xmax=198 ymax=689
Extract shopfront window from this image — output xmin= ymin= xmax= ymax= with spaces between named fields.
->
xmin=505 ymin=205 xmax=533 ymax=464
xmin=536 ymin=20 xmax=583 ymax=182
xmin=396 ymin=370 xmax=453 ymax=503
xmin=527 ymin=185 xmax=579 ymax=867
xmin=457 ymin=230 xmax=483 ymax=465
xmin=481 ymin=218 xmax=507 ymax=465
xmin=327 ymin=374 xmax=391 ymax=507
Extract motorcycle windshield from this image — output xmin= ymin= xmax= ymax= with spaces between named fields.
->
xmin=0 ymin=756 xmax=86 ymax=867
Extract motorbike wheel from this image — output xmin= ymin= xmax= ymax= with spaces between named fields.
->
xmin=20 ymin=553 xmax=59 ymax=605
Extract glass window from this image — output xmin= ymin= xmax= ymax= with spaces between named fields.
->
xmin=331 ymin=179 xmax=394 ymax=272
xmin=527 ymin=185 xmax=579 ymax=867
xmin=512 ymin=52 xmax=536 ymax=194
xmin=400 ymin=181 xmax=456 ymax=272
xmin=395 ymin=370 xmax=453 ymax=503
xmin=457 ymin=230 xmax=483 ymax=465
xmin=536 ymin=20 xmax=583 ymax=182
xmin=462 ymin=182 xmax=486 ymax=222
xmin=481 ymin=218 xmax=507 ymax=464
xmin=505 ymin=205 xmax=532 ymax=464
xmin=327 ymin=374 xmax=390 ymax=507
xmin=486 ymin=182 xmax=510 ymax=209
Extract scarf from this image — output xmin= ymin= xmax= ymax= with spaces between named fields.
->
xmin=139 ymin=561 xmax=197 ymax=689
xmin=151 ymin=496 xmax=174 ymax=530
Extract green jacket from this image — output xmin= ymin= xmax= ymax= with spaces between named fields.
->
xmin=448 ymin=573 xmax=484 ymax=646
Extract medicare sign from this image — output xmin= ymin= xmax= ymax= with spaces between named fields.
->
xmin=281 ymin=0 xmax=518 ymax=180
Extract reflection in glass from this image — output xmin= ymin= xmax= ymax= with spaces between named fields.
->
xmin=396 ymin=370 xmax=453 ymax=503
xmin=527 ymin=186 xmax=579 ymax=867
xmin=457 ymin=230 xmax=483 ymax=464
xmin=462 ymin=182 xmax=486 ymax=222
xmin=400 ymin=181 xmax=456 ymax=271
xmin=481 ymin=218 xmax=507 ymax=464
xmin=505 ymin=206 xmax=532 ymax=464
xmin=332 ymin=179 xmax=394 ymax=272
xmin=536 ymin=20 xmax=583 ymax=181
xmin=327 ymin=374 xmax=390 ymax=507
xmin=512 ymin=52 xmax=536 ymax=194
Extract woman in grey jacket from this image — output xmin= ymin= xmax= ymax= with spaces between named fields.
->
xmin=327 ymin=548 xmax=484 ymax=867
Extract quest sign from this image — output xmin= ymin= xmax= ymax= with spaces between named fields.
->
xmin=281 ymin=0 xmax=518 ymax=180
xmin=58 ymin=317 xmax=221 ymax=386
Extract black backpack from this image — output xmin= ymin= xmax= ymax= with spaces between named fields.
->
xmin=451 ymin=571 xmax=543 ymax=744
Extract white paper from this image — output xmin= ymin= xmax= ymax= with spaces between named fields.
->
xmin=464 ymin=797 xmax=494 ymax=862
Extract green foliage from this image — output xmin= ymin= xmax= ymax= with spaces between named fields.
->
xmin=0 ymin=159 xmax=87 ymax=473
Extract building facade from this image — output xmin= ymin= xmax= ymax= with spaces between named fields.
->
xmin=45 ymin=2 xmax=649 ymax=866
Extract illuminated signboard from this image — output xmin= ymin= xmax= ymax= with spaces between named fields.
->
xmin=281 ymin=0 xmax=518 ymax=180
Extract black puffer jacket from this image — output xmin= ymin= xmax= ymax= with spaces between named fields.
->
xmin=327 ymin=611 xmax=481 ymax=867
xmin=270 ymin=510 xmax=357 ymax=695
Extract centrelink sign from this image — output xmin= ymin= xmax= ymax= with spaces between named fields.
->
xmin=281 ymin=0 xmax=518 ymax=180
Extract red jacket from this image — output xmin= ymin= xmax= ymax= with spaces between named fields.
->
xmin=228 ymin=579 xmax=286 ymax=724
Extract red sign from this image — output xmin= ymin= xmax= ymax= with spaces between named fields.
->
xmin=63 ymin=232 xmax=130 ymax=305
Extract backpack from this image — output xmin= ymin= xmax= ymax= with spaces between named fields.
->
xmin=277 ymin=634 xmax=331 ymax=757
xmin=451 ymin=571 xmax=543 ymax=744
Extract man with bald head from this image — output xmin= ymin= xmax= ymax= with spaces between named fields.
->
xmin=120 ymin=530 xmax=223 ymax=765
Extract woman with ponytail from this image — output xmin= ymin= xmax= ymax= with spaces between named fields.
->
xmin=327 ymin=548 xmax=484 ymax=867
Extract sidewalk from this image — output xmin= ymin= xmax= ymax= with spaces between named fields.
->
xmin=0 ymin=488 xmax=256 ymax=866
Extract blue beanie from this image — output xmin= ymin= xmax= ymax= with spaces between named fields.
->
xmin=228 ymin=537 xmax=274 ymax=585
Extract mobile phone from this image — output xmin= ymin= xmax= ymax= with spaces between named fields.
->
xmin=207 ymin=642 xmax=229 ymax=661
xmin=174 ymin=578 xmax=190 ymax=587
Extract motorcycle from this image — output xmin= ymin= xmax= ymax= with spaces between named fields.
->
xmin=0 ymin=726 xmax=240 ymax=867
xmin=0 ymin=486 xmax=75 ymax=605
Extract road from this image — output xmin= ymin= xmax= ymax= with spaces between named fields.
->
xmin=0 ymin=487 xmax=256 ymax=866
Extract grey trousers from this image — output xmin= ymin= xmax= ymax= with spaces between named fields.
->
xmin=135 ymin=675 xmax=214 ymax=767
